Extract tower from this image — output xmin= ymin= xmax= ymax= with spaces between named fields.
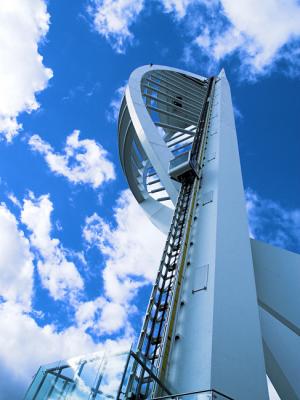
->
xmin=117 ymin=65 xmax=300 ymax=399
xmin=24 ymin=65 xmax=300 ymax=400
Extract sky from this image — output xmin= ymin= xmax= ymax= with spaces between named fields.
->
xmin=0 ymin=0 xmax=299 ymax=398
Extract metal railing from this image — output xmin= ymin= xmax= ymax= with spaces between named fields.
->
xmin=153 ymin=389 xmax=235 ymax=400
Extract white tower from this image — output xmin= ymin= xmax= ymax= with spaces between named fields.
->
xmin=117 ymin=65 xmax=300 ymax=400
xmin=23 ymin=64 xmax=299 ymax=400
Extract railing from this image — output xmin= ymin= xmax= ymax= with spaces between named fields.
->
xmin=153 ymin=389 xmax=235 ymax=400
xmin=117 ymin=351 xmax=172 ymax=399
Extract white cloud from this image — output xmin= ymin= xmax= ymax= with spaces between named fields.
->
xmin=76 ymin=297 xmax=106 ymax=328
xmin=75 ymin=296 xmax=132 ymax=335
xmin=163 ymin=0 xmax=300 ymax=77
xmin=0 ymin=0 xmax=53 ymax=141
xmin=84 ymin=190 xmax=165 ymax=303
xmin=106 ymin=84 xmax=126 ymax=122
xmin=86 ymin=0 xmax=300 ymax=73
xmin=0 ymin=203 xmax=34 ymax=310
xmin=160 ymin=0 xmax=195 ymax=19
xmin=82 ymin=189 xmax=165 ymax=335
xmin=245 ymin=188 xmax=300 ymax=252
xmin=219 ymin=0 xmax=300 ymax=72
xmin=7 ymin=192 xmax=21 ymax=208
xmin=29 ymin=130 xmax=115 ymax=189
xmin=0 ymin=194 xmax=134 ymax=398
xmin=88 ymin=0 xmax=144 ymax=53
xmin=233 ymin=104 xmax=243 ymax=120
xmin=21 ymin=193 xmax=84 ymax=302
xmin=99 ymin=301 xmax=128 ymax=332
xmin=62 ymin=81 xmax=101 ymax=102
xmin=0 ymin=301 xmax=131 ymax=400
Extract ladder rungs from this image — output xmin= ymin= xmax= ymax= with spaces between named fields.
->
xmin=161 ymin=286 xmax=172 ymax=293
xmin=157 ymin=303 xmax=168 ymax=312
xmin=157 ymin=286 xmax=170 ymax=294
xmin=162 ymin=274 xmax=174 ymax=281
xmin=166 ymin=249 xmax=180 ymax=257
xmin=141 ymin=375 xmax=153 ymax=384
xmin=147 ymin=354 xmax=159 ymax=361
xmin=150 ymin=336 xmax=162 ymax=345
xmin=168 ymin=263 xmax=177 ymax=271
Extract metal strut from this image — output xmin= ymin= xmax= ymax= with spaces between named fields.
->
xmin=120 ymin=77 xmax=215 ymax=399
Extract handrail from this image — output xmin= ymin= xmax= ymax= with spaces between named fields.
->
xmin=153 ymin=388 xmax=235 ymax=400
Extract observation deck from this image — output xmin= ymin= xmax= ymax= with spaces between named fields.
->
xmin=118 ymin=65 xmax=209 ymax=232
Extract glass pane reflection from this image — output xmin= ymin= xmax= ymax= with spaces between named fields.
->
xmin=24 ymin=349 xmax=131 ymax=400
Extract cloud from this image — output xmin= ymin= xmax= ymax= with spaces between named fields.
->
xmin=0 ymin=193 xmax=134 ymax=399
xmin=0 ymin=203 xmax=34 ymax=310
xmin=98 ymin=300 xmax=128 ymax=332
xmin=218 ymin=0 xmax=300 ymax=74
xmin=0 ymin=301 xmax=131 ymax=400
xmin=233 ymin=104 xmax=243 ymax=120
xmin=7 ymin=192 xmax=21 ymax=208
xmin=86 ymin=0 xmax=300 ymax=74
xmin=62 ymin=81 xmax=101 ymax=102
xmin=83 ymin=189 xmax=165 ymax=303
xmin=0 ymin=0 xmax=53 ymax=141
xmin=82 ymin=189 xmax=165 ymax=334
xmin=75 ymin=296 xmax=132 ymax=335
xmin=160 ymin=0 xmax=300 ymax=77
xmin=159 ymin=0 xmax=195 ymax=19
xmin=29 ymin=130 xmax=115 ymax=189
xmin=106 ymin=84 xmax=126 ymax=122
xmin=87 ymin=0 xmax=144 ymax=53
xmin=21 ymin=192 xmax=84 ymax=302
xmin=245 ymin=188 xmax=300 ymax=252
xmin=75 ymin=297 xmax=105 ymax=329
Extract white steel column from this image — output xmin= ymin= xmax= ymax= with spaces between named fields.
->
xmin=166 ymin=70 xmax=269 ymax=399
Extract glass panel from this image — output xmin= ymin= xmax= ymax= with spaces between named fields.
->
xmin=25 ymin=351 xmax=231 ymax=400
xmin=169 ymin=152 xmax=190 ymax=170
xmin=24 ymin=348 xmax=131 ymax=400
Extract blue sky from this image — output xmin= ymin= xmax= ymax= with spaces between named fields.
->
xmin=0 ymin=0 xmax=299 ymax=398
